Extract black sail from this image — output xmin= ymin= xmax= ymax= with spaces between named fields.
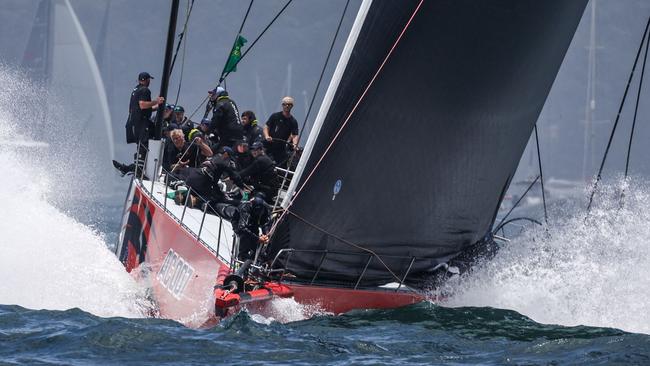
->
xmin=22 ymin=0 xmax=53 ymax=86
xmin=270 ymin=0 xmax=587 ymax=286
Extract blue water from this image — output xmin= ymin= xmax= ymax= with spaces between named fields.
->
xmin=2 ymin=69 xmax=650 ymax=366
xmin=3 ymin=192 xmax=649 ymax=366
xmin=1 ymin=166 xmax=649 ymax=366
xmin=2 ymin=303 xmax=649 ymax=366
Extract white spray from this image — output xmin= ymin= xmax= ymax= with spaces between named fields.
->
xmin=444 ymin=180 xmax=650 ymax=334
xmin=0 ymin=65 xmax=147 ymax=318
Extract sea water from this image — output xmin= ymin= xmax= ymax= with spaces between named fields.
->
xmin=443 ymin=181 xmax=650 ymax=336
xmin=1 ymin=67 xmax=649 ymax=365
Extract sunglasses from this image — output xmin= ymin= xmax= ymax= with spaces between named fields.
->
xmin=282 ymin=103 xmax=293 ymax=107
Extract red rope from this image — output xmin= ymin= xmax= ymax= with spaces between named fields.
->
xmin=271 ymin=0 xmax=424 ymax=235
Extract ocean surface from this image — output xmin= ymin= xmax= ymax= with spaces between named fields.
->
xmin=2 ymin=67 xmax=650 ymax=365
xmin=2 ymin=302 xmax=649 ymax=366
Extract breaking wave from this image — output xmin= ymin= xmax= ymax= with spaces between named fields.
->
xmin=0 ymin=66 xmax=146 ymax=318
xmin=443 ymin=179 xmax=650 ymax=334
xmin=250 ymin=297 xmax=333 ymax=324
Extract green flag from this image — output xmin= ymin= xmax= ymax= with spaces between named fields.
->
xmin=224 ymin=35 xmax=247 ymax=74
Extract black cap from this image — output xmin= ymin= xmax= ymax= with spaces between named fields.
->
xmin=138 ymin=72 xmax=154 ymax=81
xmin=164 ymin=123 xmax=179 ymax=132
xmin=250 ymin=142 xmax=263 ymax=150
xmin=252 ymin=191 xmax=267 ymax=205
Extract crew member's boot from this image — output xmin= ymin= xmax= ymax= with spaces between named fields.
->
xmin=112 ymin=160 xmax=134 ymax=176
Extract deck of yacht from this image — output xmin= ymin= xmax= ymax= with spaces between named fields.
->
xmin=135 ymin=178 xmax=236 ymax=264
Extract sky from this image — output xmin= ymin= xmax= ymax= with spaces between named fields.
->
xmin=1 ymin=0 xmax=650 ymax=185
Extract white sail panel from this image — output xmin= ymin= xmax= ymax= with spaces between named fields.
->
xmin=50 ymin=0 xmax=114 ymax=162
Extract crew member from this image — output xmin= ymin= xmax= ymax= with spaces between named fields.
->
xmin=163 ymin=129 xmax=213 ymax=173
xmin=234 ymin=141 xmax=253 ymax=170
xmin=263 ymin=96 xmax=299 ymax=167
xmin=215 ymin=193 xmax=272 ymax=261
xmin=220 ymin=146 xmax=236 ymax=165
xmin=174 ymin=105 xmax=194 ymax=138
xmin=163 ymin=122 xmax=179 ymax=141
xmin=162 ymin=103 xmax=176 ymax=127
xmin=196 ymin=117 xmax=217 ymax=150
xmin=241 ymin=110 xmax=263 ymax=144
xmin=239 ymin=142 xmax=280 ymax=204
xmin=208 ymin=87 xmax=244 ymax=149
xmin=173 ymin=151 xmax=245 ymax=207
xmin=116 ymin=72 xmax=164 ymax=177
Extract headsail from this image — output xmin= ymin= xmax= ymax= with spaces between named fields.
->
xmin=270 ymin=0 xmax=587 ymax=286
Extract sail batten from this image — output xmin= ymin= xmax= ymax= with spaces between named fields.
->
xmin=270 ymin=0 xmax=587 ymax=286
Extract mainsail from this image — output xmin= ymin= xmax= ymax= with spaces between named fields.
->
xmin=270 ymin=0 xmax=587 ymax=286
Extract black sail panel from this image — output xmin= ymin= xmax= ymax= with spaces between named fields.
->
xmin=271 ymin=0 xmax=587 ymax=286
xmin=22 ymin=0 xmax=53 ymax=85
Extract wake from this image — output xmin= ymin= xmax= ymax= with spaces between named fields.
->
xmin=444 ymin=180 xmax=650 ymax=334
xmin=0 ymin=65 xmax=147 ymax=318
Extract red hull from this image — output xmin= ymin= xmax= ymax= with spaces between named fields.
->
xmin=116 ymin=182 xmax=428 ymax=327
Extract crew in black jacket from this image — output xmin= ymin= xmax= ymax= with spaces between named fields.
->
xmin=175 ymin=153 xmax=244 ymax=205
xmin=234 ymin=141 xmax=254 ymax=170
xmin=115 ymin=72 xmax=164 ymax=177
xmin=215 ymin=193 xmax=272 ymax=261
xmin=163 ymin=129 xmax=213 ymax=173
xmin=208 ymin=87 xmax=244 ymax=149
xmin=239 ymin=142 xmax=279 ymax=204
xmin=241 ymin=110 xmax=263 ymax=144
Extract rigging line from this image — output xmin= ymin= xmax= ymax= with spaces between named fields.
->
xmin=299 ymin=0 xmax=351 ymax=138
xmin=624 ymin=22 xmax=650 ymax=182
xmin=218 ymin=0 xmax=255 ymax=82
xmin=493 ymin=175 xmax=540 ymax=233
xmin=174 ymin=0 xmax=191 ymax=105
xmin=534 ymin=125 xmax=548 ymax=224
xmin=169 ymin=137 xmax=198 ymax=173
xmin=493 ymin=217 xmax=543 ymax=238
xmin=190 ymin=1 xmax=289 ymax=121
xmin=270 ymin=0 xmax=425 ymax=236
xmin=238 ymin=0 xmax=254 ymax=35
xmin=188 ymin=95 xmax=208 ymax=121
xmin=285 ymin=210 xmax=405 ymax=286
xmin=585 ymin=15 xmax=650 ymax=218
xmin=620 ymin=25 xmax=650 ymax=208
xmin=219 ymin=0 xmax=293 ymax=84
xmin=169 ymin=0 xmax=195 ymax=75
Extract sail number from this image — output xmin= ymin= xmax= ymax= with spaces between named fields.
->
xmin=157 ymin=249 xmax=194 ymax=299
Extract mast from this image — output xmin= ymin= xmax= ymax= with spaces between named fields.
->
xmin=154 ymin=0 xmax=180 ymax=140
